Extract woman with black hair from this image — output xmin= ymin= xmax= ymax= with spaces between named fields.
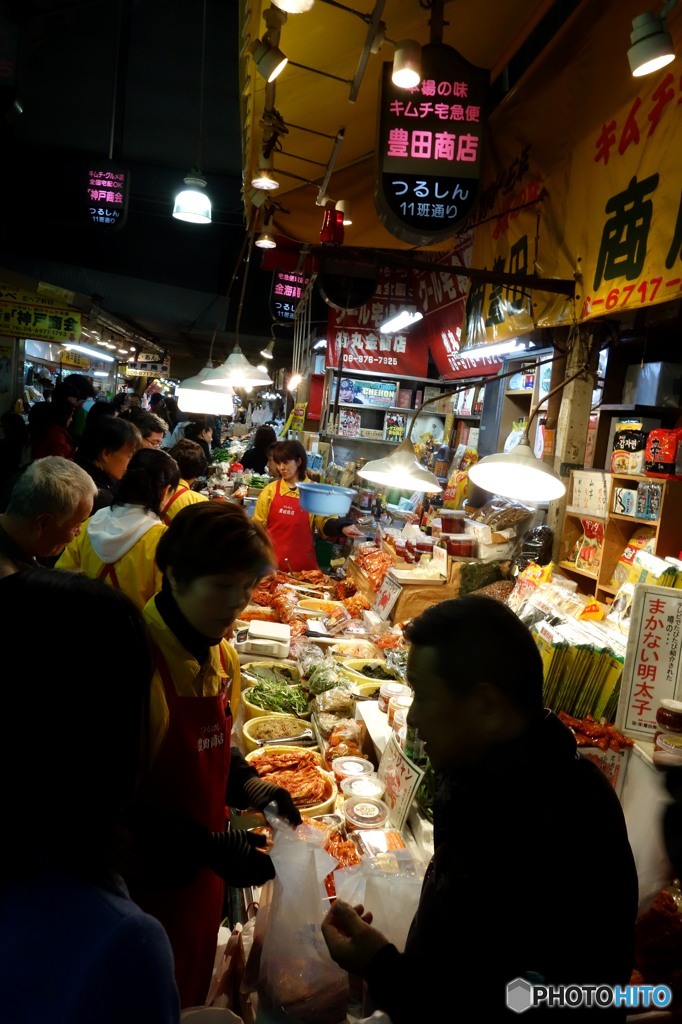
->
xmin=0 ymin=569 xmax=180 ymax=1023
xmin=56 ymin=448 xmax=179 ymax=607
xmin=253 ymin=438 xmax=361 ymax=571
xmin=241 ymin=424 xmax=277 ymax=474
xmin=76 ymin=413 xmax=143 ymax=512
xmin=160 ymin=439 xmax=208 ymax=524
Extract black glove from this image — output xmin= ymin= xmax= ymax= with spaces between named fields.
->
xmin=242 ymin=775 xmax=302 ymax=828
xmin=206 ymin=829 xmax=276 ymax=887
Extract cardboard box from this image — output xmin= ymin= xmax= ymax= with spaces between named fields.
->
xmin=623 ymin=361 xmax=682 ymax=407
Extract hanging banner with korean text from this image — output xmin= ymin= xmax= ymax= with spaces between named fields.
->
xmin=462 ymin=0 xmax=682 ymax=346
xmin=375 ymin=44 xmax=487 ymax=246
xmin=84 ymin=160 xmax=130 ymax=231
xmin=617 ymin=584 xmax=682 ymax=739
xmin=326 ymin=265 xmax=428 ymax=376
xmin=0 ymin=282 xmax=81 ymax=342
xmin=269 ymin=269 xmax=309 ymax=322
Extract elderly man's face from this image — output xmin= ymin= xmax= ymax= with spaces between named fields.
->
xmin=37 ymin=496 xmax=93 ymax=556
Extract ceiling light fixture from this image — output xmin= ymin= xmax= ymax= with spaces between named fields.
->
xmin=255 ymin=229 xmax=277 ymax=249
xmin=313 ymin=337 xmax=327 ymax=350
xmin=359 ymin=440 xmax=443 ymax=492
xmin=460 ymin=339 xmax=529 ymax=361
xmin=628 ymin=2 xmax=677 ymax=76
xmin=379 ymin=308 xmax=423 ymax=333
xmin=202 ymin=343 xmax=273 ymax=388
xmin=287 ymin=372 xmax=303 ymax=392
xmin=173 ymin=0 xmax=212 ymax=224
xmin=177 ymin=363 xmax=235 ymax=416
xmin=250 ymin=37 xmax=288 ymax=82
xmin=251 ymin=155 xmax=280 ymax=191
xmin=65 ymin=343 xmax=115 ymax=363
xmin=392 ymin=39 xmax=422 ymax=89
xmin=335 ymin=199 xmax=352 ymax=225
xmin=260 ymin=339 xmax=275 ymax=359
xmin=272 ymin=0 xmax=315 ymax=11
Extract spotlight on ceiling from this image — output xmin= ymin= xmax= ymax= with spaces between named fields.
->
xmin=392 ymin=39 xmax=422 ymax=89
xmin=628 ymin=8 xmax=677 ymax=77
xmin=251 ymin=154 xmax=280 ymax=191
xmin=272 ymin=0 xmax=315 ymax=11
xmin=173 ymin=174 xmax=212 ymax=224
xmin=250 ymin=38 xmax=288 ymax=82
xmin=255 ymin=229 xmax=277 ymax=249
xmin=260 ymin=340 xmax=275 ymax=359
xmin=335 ymin=199 xmax=352 ymax=225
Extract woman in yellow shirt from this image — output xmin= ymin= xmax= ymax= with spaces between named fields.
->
xmin=56 ymin=448 xmax=179 ymax=608
xmin=160 ymin=438 xmax=209 ymax=524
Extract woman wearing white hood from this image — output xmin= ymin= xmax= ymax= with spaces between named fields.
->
xmin=57 ymin=449 xmax=180 ymax=609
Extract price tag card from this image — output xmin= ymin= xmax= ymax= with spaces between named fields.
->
xmin=378 ymin=732 xmax=424 ymax=832
xmin=373 ymin=573 xmax=402 ymax=620
xmin=431 ymin=543 xmax=448 ymax=577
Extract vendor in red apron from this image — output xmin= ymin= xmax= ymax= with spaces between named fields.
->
xmin=125 ymin=502 xmax=301 ymax=1010
xmin=253 ymin=439 xmax=362 ymax=572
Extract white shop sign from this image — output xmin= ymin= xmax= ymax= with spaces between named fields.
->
xmin=373 ymin=573 xmax=402 ymax=620
xmin=616 ymin=584 xmax=682 ymax=739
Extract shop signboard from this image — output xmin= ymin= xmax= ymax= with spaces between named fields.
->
xmin=84 ymin=160 xmax=129 ymax=230
xmin=59 ymin=347 xmax=90 ymax=369
xmin=616 ymin=584 xmax=682 ymax=739
xmin=126 ymin=352 xmax=170 ymax=378
xmin=377 ymin=732 xmax=424 ymax=832
xmin=338 ymin=379 xmax=397 ymax=407
xmin=0 ymin=282 xmax=80 ymax=342
xmin=375 ymin=43 xmax=488 ymax=245
xmin=269 ymin=269 xmax=308 ymax=322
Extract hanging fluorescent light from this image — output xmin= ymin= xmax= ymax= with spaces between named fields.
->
xmin=93 ymin=371 xmax=110 ymax=377
xmin=379 ymin=308 xmax=423 ymax=333
xmin=628 ymin=9 xmax=676 ymax=77
xmin=335 ymin=199 xmax=352 ymax=225
xmin=65 ymin=343 xmax=115 ymax=363
xmin=202 ymin=343 xmax=273 ymax=387
xmin=177 ymin=363 xmax=235 ymax=416
xmin=260 ymin=340 xmax=275 ymax=359
xmin=173 ymin=174 xmax=212 ymax=224
xmin=460 ymin=339 xmax=529 ymax=361
xmin=392 ymin=39 xmax=422 ymax=89
xmin=359 ymin=439 xmax=442 ymax=493
xmin=468 ymin=440 xmax=566 ymax=503
xmin=313 ymin=337 xmax=327 ymax=350
xmin=250 ymin=38 xmax=288 ymax=82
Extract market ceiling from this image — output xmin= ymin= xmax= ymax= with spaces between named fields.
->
xmin=0 ymin=0 xmax=580 ymax=378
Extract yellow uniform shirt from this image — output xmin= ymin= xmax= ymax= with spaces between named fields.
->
xmin=143 ymin=595 xmax=242 ymax=759
xmin=161 ymin=478 xmax=208 ymax=523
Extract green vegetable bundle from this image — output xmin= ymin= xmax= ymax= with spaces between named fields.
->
xmin=243 ymin=678 xmax=308 ymax=715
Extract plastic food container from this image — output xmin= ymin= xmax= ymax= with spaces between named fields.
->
xmin=445 ymin=533 xmax=477 ymax=557
xmin=332 ymin=756 xmax=375 ymax=783
xmin=378 ymin=681 xmax=412 ymax=714
xmin=388 ymin=693 xmax=413 ymax=728
xmin=343 ymin=795 xmax=390 ymax=831
xmin=392 ymin=708 xmax=408 ymax=734
xmin=440 ymin=510 xmax=466 ymax=533
xmin=341 ymin=775 xmax=386 ymax=801
xmin=298 ymin=482 xmax=356 ymax=515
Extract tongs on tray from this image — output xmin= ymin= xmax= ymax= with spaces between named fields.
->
xmin=256 ymin=728 xmax=316 ymax=748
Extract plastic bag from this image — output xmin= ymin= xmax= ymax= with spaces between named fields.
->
xmin=306 ymin=657 xmax=343 ymax=696
xmin=295 ymin=643 xmax=326 ymax=680
xmin=514 ymin=524 xmax=554 ymax=571
xmin=257 ymin=818 xmax=349 ymax=1024
xmin=334 ymin=850 xmax=424 ymax=953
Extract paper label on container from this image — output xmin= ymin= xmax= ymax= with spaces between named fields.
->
xmin=377 ymin=732 xmax=424 ymax=832
xmin=616 ymin=584 xmax=682 ymax=738
xmin=373 ymin=574 xmax=402 ymax=620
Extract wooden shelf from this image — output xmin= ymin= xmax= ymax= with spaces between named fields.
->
xmin=323 ymin=433 xmax=398 ymax=445
xmin=564 ymin=509 xmax=606 ymax=522
xmin=336 ymin=402 xmax=446 ymax=416
xmin=558 ymin=560 xmax=599 ymax=580
xmin=598 ymin=583 xmax=619 ymax=595
xmin=504 ymin=389 xmax=533 ymax=398
xmin=609 ymin=511 xmax=660 ymax=526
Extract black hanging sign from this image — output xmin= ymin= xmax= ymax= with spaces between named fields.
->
xmin=375 ymin=43 xmax=488 ymax=245
xmin=84 ymin=159 xmax=130 ymax=231
xmin=269 ymin=269 xmax=308 ymax=322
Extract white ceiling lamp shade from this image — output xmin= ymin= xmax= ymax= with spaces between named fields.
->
xmin=177 ymin=363 xmax=234 ymax=416
xmin=358 ymin=439 xmax=442 ymax=493
xmin=250 ymin=38 xmax=288 ymax=83
xmin=202 ymin=344 xmax=273 ymax=388
xmin=628 ymin=8 xmax=677 ymax=77
xmin=335 ymin=199 xmax=352 ymax=225
xmin=392 ymin=39 xmax=422 ymax=89
xmin=173 ymin=174 xmax=212 ymax=224
xmin=272 ymin=0 xmax=315 ymax=12
xmin=468 ymin=441 xmax=566 ymax=503
xmin=379 ymin=308 xmax=423 ymax=333
xmin=260 ymin=339 xmax=275 ymax=359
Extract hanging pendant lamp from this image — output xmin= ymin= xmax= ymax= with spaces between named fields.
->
xmin=173 ymin=0 xmax=212 ymax=224
xmin=177 ymin=363 xmax=235 ymax=415
xmin=202 ymin=343 xmax=273 ymax=388
xmin=358 ymin=439 xmax=442 ymax=493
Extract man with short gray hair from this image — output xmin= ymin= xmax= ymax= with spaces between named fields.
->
xmin=0 ymin=457 xmax=96 ymax=578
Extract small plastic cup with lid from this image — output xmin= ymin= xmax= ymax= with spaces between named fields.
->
xmin=392 ymin=707 xmax=408 ymax=735
xmin=378 ymin=681 xmax=411 ymax=714
xmin=343 ymin=795 xmax=390 ymax=831
xmin=332 ymin=756 xmax=375 ymax=784
xmin=340 ymin=774 xmax=386 ymax=801
xmin=388 ymin=693 xmax=413 ymax=728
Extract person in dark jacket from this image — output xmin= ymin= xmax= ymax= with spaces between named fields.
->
xmin=241 ymin=425 xmax=277 ymax=474
xmin=76 ymin=415 xmax=143 ymax=512
xmin=322 ymin=595 xmax=638 ymax=1021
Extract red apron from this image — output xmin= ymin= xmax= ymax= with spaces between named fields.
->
xmin=161 ymin=486 xmax=190 ymax=525
xmin=132 ymin=644 xmax=232 ymax=1009
xmin=267 ymin=478 xmax=318 ymax=572
xmin=98 ymin=563 xmax=120 ymax=587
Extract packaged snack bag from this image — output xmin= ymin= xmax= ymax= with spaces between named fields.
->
xmin=610 ymin=525 xmax=656 ymax=586
xmin=645 ymin=428 xmax=682 ymax=478
xmin=611 ymin=423 xmax=649 ymax=474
